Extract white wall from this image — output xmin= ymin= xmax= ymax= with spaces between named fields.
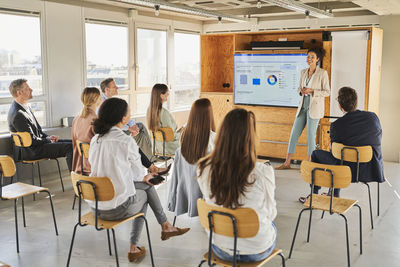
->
xmin=379 ymin=15 xmax=400 ymax=162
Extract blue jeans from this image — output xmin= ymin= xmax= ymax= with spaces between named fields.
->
xmin=211 ymin=223 xmax=277 ymax=262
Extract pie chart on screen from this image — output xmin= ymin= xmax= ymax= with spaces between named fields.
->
xmin=267 ymin=74 xmax=278 ymax=85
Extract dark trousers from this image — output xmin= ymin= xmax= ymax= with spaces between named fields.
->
xmin=28 ymin=139 xmax=73 ymax=172
xmin=311 ymin=150 xmax=341 ymax=197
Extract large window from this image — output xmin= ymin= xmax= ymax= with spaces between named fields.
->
xmin=0 ymin=12 xmax=44 ymax=132
xmin=174 ymin=32 xmax=200 ymax=109
xmin=85 ymin=22 xmax=128 ymax=90
xmin=135 ymin=28 xmax=167 ymax=115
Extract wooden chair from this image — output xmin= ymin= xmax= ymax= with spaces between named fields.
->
xmin=197 ymin=199 xmax=285 ymax=267
xmin=71 ymin=140 xmax=90 ymax=210
xmin=11 ymin=132 xmax=64 ymax=194
xmin=151 ymin=127 xmax=175 ymax=167
xmin=66 ymin=172 xmax=155 ymax=267
xmin=0 ymin=261 xmax=10 ymax=267
xmin=331 ymin=142 xmax=378 ymax=229
xmin=289 ymin=161 xmax=362 ymax=267
xmin=0 ymin=155 xmax=58 ymax=253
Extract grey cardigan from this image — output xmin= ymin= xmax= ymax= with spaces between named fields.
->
xmin=167 ymin=148 xmax=203 ymax=217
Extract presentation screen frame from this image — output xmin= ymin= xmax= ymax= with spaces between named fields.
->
xmin=233 ymin=53 xmax=308 ymax=108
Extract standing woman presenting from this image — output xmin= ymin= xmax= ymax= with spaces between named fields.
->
xmin=276 ymin=47 xmax=330 ymax=169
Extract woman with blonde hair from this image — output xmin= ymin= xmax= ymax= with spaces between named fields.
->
xmin=197 ymin=108 xmax=277 ymax=263
xmin=71 ymin=87 xmax=101 ymax=174
xmin=147 ymin=84 xmax=180 ymax=155
xmin=168 ymin=98 xmax=216 ymax=217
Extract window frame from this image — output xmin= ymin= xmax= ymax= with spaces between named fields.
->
xmin=0 ymin=10 xmax=49 ymax=132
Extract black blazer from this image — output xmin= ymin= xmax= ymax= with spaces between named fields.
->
xmin=330 ymin=110 xmax=384 ymax=183
xmin=8 ymin=100 xmax=50 ymax=160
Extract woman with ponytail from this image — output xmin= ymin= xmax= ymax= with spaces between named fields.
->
xmin=72 ymin=87 xmax=101 ymax=174
xmin=89 ymin=98 xmax=189 ymax=262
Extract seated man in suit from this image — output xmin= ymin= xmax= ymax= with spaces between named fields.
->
xmin=306 ymin=86 xmax=384 ymax=199
xmin=7 ymin=79 xmax=73 ymax=171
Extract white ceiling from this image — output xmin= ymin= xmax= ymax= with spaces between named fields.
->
xmin=84 ymin=0 xmax=400 ymax=22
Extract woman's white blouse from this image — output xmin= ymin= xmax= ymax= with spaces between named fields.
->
xmin=197 ymin=162 xmax=277 ymax=255
xmin=88 ymin=126 xmax=146 ymax=210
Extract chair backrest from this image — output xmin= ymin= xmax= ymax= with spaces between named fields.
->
xmin=197 ymin=199 xmax=259 ymax=238
xmin=300 ymin=161 xmax=352 ymax=189
xmin=0 ymin=156 xmax=16 ymax=177
xmin=76 ymin=140 xmax=90 ymax=159
xmin=71 ymin=172 xmax=115 ymax=201
xmin=11 ymin=132 xmax=32 ymax=147
xmin=331 ymin=142 xmax=373 ymax=163
xmin=153 ymin=127 xmax=175 ymax=142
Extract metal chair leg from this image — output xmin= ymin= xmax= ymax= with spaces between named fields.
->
xmin=111 ymin=229 xmax=119 ymax=267
xmin=321 ymin=210 xmax=325 ymax=219
xmin=31 ymin=163 xmax=36 ymax=201
xmin=339 ymin=214 xmax=351 ymax=267
xmin=377 ymin=182 xmax=380 ymax=216
xmin=354 ymin=204 xmax=363 ymax=255
xmin=66 ymin=223 xmax=79 ymax=267
xmin=44 ymin=190 xmax=58 ymax=235
xmin=289 ymin=208 xmax=309 ymax=258
xmin=54 ymin=158 xmax=65 ymax=192
xmin=279 ymin=252 xmax=286 ymax=267
xmin=14 ymin=199 xmax=19 ymax=253
xmin=173 ymin=215 xmax=177 ymax=226
xmin=198 ymin=260 xmax=206 ymax=267
xmin=307 ymin=208 xmax=313 ymax=242
xmin=107 ymin=229 xmax=112 ymax=256
xmin=143 ymin=216 xmax=155 ymax=267
xmin=364 ymin=182 xmax=374 ymax=229
xmin=37 ymin=162 xmax=42 ymax=187
xmin=72 ymin=195 xmax=77 ymax=210
xmin=22 ymin=196 xmax=26 ymax=227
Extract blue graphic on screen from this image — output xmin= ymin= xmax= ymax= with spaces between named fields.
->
xmin=267 ymin=74 xmax=278 ymax=85
xmin=240 ymin=75 xmax=247 ymax=84
xmin=234 ymin=54 xmax=308 ymax=107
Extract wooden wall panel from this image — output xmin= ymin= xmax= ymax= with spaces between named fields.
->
xmin=200 ymin=92 xmax=233 ymax=130
xmin=259 ymin=142 xmax=308 ymax=160
xmin=201 ymin=35 xmax=234 ymax=92
xmin=256 ymin=123 xmax=307 ymax=144
xmin=236 ymin=105 xmax=298 ymax=124
xmin=367 ymin=27 xmax=383 ymax=115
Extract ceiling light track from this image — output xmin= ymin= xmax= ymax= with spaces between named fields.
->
xmin=261 ymin=0 xmax=334 ymax=18
xmin=113 ymin=0 xmax=249 ymax=22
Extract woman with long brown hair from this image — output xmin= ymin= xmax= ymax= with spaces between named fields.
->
xmin=197 ymin=108 xmax=277 ymax=263
xmin=168 ymin=98 xmax=216 ymax=217
xmin=147 ymin=83 xmax=180 ymax=155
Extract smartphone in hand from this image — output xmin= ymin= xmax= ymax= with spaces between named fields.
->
xmin=149 ymin=175 xmax=165 ymax=185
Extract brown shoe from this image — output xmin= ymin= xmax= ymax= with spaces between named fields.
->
xmin=128 ymin=246 xmax=146 ymax=262
xmin=161 ymin=227 xmax=190 ymax=241
xmin=275 ymin=164 xmax=291 ymax=170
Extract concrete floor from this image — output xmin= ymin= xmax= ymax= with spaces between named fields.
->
xmin=1 ymin=160 xmax=400 ymax=267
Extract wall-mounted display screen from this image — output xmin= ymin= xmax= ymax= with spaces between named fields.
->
xmin=234 ymin=54 xmax=308 ymax=107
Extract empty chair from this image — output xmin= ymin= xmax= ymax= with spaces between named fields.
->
xmin=197 ymin=199 xmax=285 ymax=267
xmin=0 ymin=155 xmax=58 ymax=253
xmin=289 ymin=161 xmax=362 ymax=267
xmin=151 ymin=127 xmax=175 ymax=167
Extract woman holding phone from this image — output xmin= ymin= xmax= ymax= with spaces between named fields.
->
xmin=276 ymin=47 xmax=330 ymax=170
xmin=89 ymin=98 xmax=189 ymax=262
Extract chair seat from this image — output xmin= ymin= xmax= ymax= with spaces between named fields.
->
xmin=1 ymin=182 xmax=47 ymax=199
xmin=23 ymin=158 xmax=50 ymax=163
xmin=203 ymin=248 xmax=282 ymax=267
xmin=304 ymin=194 xmax=358 ymax=214
xmin=0 ymin=261 xmax=10 ymax=267
xmin=80 ymin=212 xmax=145 ymax=229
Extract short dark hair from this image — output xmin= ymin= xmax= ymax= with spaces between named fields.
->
xmin=338 ymin=87 xmax=358 ymax=112
xmin=307 ymin=47 xmax=325 ymax=62
xmin=93 ymin=97 xmax=128 ymax=137
xmin=9 ymin=78 xmax=27 ymax=97
xmin=100 ymin=78 xmax=114 ymax=93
